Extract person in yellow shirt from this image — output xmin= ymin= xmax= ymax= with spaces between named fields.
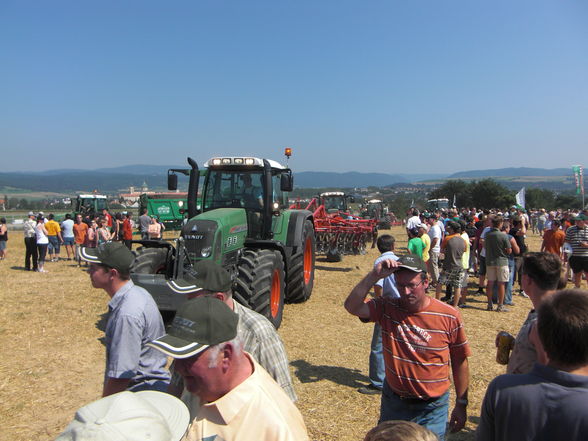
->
xmin=148 ymin=297 xmax=309 ymax=441
xmin=45 ymin=213 xmax=63 ymax=262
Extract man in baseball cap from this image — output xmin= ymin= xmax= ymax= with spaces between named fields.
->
xmin=55 ymin=390 xmax=189 ymax=441
xmin=148 ymin=296 xmax=309 ymax=441
xmin=344 ymin=254 xmax=471 ymax=440
xmin=80 ymin=242 xmax=170 ymax=396
xmin=165 ymin=260 xmax=296 ymax=401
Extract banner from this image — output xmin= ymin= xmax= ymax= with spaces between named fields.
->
xmin=572 ymin=165 xmax=584 ymax=195
xmin=515 ymin=187 xmax=526 ymax=209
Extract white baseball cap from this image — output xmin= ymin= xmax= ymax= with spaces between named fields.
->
xmin=55 ymin=391 xmax=190 ymax=441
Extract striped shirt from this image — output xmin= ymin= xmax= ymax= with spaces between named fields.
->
xmin=368 ymin=297 xmax=471 ymax=399
xmin=565 ymin=225 xmax=588 ymax=257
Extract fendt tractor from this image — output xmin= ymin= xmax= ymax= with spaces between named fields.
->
xmin=73 ymin=194 xmax=109 ymax=218
xmin=130 ymin=150 xmax=315 ymax=328
xmin=363 ymin=199 xmax=392 ymax=229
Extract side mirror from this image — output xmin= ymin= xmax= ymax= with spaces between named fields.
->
xmin=280 ymin=172 xmax=293 ymax=192
xmin=168 ymin=173 xmax=178 ymax=191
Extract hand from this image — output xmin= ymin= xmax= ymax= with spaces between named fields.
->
xmin=449 ymin=404 xmax=467 ymax=433
xmin=372 ymin=259 xmax=401 ymax=279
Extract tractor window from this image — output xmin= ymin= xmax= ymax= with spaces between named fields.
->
xmin=325 ymin=197 xmax=345 ymax=212
xmin=203 ymin=170 xmax=264 ymax=210
xmin=95 ymin=199 xmax=108 ymax=211
xmin=272 ymin=173 xmax=285 ymax=208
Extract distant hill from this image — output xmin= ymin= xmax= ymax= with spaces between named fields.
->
xmin=450 ymin=167 xmax=571 ymax=178
xmin=295 ymin=171 xmax=447 ymax=188
xmin=0 ymin=165 xmax=578 ymax=195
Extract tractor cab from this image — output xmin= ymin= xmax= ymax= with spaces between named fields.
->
xmin=320 ymin=192 xmax=352 ymax=214
xmin=201 ymin=157 xmax=293 ymax=240
xmin=74 ymin=194 xmax=108 ymax=218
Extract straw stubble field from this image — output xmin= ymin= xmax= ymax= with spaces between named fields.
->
xmin=1 ymin=226 xmax=548 ymax=440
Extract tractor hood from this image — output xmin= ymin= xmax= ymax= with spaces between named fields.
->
xmin=181 ymin=208 xmax=249 ymax=263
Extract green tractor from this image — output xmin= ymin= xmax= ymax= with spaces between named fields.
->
xmin=73 ymin=194 xmax=109 ymax=218
xmin=130 ymin=154 xmax=316 ymax=328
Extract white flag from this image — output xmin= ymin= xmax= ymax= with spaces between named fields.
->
xmin=515 ymin=187 xmax=526 ymax=208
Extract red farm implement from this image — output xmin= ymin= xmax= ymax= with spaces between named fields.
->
xmin=290 ymin=193 xmax=377 ymax=262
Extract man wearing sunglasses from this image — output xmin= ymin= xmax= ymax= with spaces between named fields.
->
xmin=344 ymin=255 xmax=471 ymax=441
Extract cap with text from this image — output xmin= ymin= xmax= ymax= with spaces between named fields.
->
xmin=148 ymin=296 xmax=238 ymax=359
xmin=397 ymin=255 xmax=427 ymax=273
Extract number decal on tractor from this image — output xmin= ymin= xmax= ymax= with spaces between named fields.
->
xmin=225 ymin=236 xmax=238 ymax=248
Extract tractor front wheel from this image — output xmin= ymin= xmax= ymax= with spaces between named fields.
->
xmin=234 ymin=249 xmax=285 ymax=329
xmin=131 ymin=247 xmax=169 ymax=274
xmin=286 ymin=220 xmax=316 ymax=303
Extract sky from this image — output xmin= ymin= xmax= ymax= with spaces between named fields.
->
xmin=1 ymin=1 xmax=587 ymax=174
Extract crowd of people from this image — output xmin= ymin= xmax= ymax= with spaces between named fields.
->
xmin=9 ymin=203 xmax=585 ymax=440
xmin=18 ymin=208 xmax=166 ymax=273
xmin=401 ymin=206 xmax=588 ymax=310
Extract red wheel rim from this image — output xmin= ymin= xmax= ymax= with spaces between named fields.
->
xmin=270 ymin=269 xmax=281 ymax=318
xmin=303 ymin=237 xmax=312 ymax=285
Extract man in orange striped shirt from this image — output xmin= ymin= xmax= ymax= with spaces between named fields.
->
xmin=345 ymin=255 xmax=471 ymax=441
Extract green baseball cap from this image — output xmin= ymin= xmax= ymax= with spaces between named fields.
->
xmin=80 ymin=242 xmax=135 ymax=272
xmin=147 ymin=296 xmax=238 ymax=359
xmin=167 ymin=260 xmax=232 ymax=295
xmin=575 ymin=213 xmax=587 ymax=221
xmin=397 ymin=255 xmax=428 ymax=273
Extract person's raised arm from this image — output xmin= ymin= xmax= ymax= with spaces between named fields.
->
xmin=344 ymin=259 xmax=399 ymax=319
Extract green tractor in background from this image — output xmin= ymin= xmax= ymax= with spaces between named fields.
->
xmin=73 ymin=194 xmax=109 ymax=218
xmin=131 ymin=152 xmax=315 ymax=328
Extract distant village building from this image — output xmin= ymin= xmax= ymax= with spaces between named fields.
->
xmin=119 ymin=181 xmax=155 ymax=206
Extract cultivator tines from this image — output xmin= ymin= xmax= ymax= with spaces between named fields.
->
xmin=290 ymin=197 xmax=377 ymax=262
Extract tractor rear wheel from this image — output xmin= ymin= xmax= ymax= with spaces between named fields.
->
xmin=234 ymin=249 xmax=285 ymax=329
xmin=286 ymin=220 xmax=315 ymax=303
xmin=131 ymin=247 xmax=168 ymax=274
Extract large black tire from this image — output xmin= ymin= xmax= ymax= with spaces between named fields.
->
xmin=286 ymin=220 xmax=316 ymax=303
xmin=234 ymin=249 xmax=285 ymax=329
xmin=131 ymin=247 xmax=168 ymax=274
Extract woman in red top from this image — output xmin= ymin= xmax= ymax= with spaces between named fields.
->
xmin=122 ymin=213 xmax=134 ymax=249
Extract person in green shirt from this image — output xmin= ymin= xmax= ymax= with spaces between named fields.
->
xmin=408 ymin=227 xmax=425 ymax=258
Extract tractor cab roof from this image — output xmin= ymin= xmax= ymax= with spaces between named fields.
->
xmin=367 ymin=199 xmax=382 ymax=204
xmin=204 ymin=156 xmax=287 ymax=170
xmin=321 ymin=191 xmax=346 ymax=197
xmin=78 ymin=194 xmax=107 ymax=199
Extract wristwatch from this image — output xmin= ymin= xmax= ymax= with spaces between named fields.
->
xmin=456 ymin=398 xmax=468 ymax=406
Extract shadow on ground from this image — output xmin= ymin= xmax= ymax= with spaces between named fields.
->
xmin=315 ymin=265 xmax=354 ymax=272
xmin=291 ymin=359 xmax=369 ymax=388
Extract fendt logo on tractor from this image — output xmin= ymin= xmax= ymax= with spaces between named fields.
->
xmin=130 ymin=149 xmax=316 ymax=329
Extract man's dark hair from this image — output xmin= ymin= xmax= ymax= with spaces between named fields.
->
xmin=522 ymin=252 xmax=561 ymax=291
xmin=65 ymin=213 xmax=72 ymax=220
xmin=142 ymin=208 xmax=148 ymax=214
xmin=377 ymin=235 xmax=395 ymax=253
xmin=491 ymin=215 xmax=503 ymax=228
xmin=48 ymin=213 xmax=55 ymax=220
xmin=411 ymin=208 xmax=419 ymax=216
xmin=446 ymin=221 xmax=459 ymax=233
xmin=99 ymin=264 xmax=131 ymax=281
xmin=538 ymin=289 xmax=588 ymax=368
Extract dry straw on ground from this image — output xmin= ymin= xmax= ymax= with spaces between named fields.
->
xmin=0 ymin=226 xmax=562 ymax=440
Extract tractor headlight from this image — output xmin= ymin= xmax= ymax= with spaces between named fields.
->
xmin=178 ymin=200 xmax=184 ymax=207
xmin=201 ymin=246 xmax=212 ymax=257
xmin=244 ymin=158 xmax=255 ymax=165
